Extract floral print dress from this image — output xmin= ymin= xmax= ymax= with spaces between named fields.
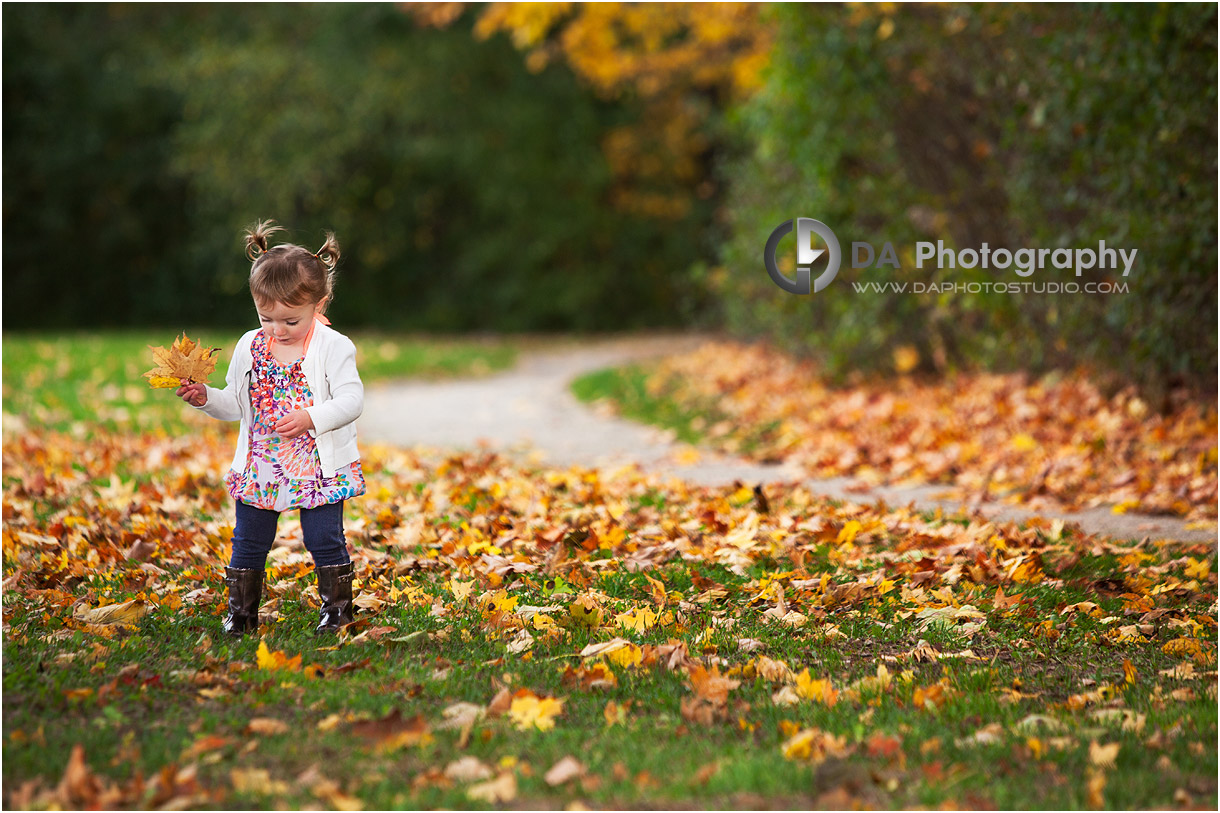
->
xmin=225 ymin=331 xmax=365 ymax=511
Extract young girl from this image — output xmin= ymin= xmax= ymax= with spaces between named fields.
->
xmin=177 ymin=220 xmax=365 ymax=637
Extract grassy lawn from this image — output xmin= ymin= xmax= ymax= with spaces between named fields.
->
xmin=2 ymin=333 xmax=1216 ymax=809
xmin=1 ymin=330 xmax=516 ymax=434
xmin=571 ymin=364 xmax=782 ymax=457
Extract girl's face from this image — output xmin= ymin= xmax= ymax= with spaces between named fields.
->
xmin=256 ymin=299 xmax=325 ymax=347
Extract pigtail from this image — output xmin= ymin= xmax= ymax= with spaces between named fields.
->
xmin=244 ymin=220 xmax=339 ymax=310
xmin=315 ymin=231 xmax=341 ymax=272
xmin=245 ymin=219 xmax=284 ymax=261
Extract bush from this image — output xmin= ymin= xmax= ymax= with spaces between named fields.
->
xmin=716 ymin=4 xmax=1217 ymax=399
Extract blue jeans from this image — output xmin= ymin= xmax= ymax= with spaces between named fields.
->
xmin=230 ymin=500 xmax=351 ymax=569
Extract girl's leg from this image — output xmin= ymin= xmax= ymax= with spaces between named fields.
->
xmin=302 ymin=501 xmax=354 ymax=635
xmin=230 ymin=501 xmax=279 ymax=568
xmin=224 ymin=501 xmax=278 ymax=636
xmin=299 ymin=501 xmax=350 ymax=566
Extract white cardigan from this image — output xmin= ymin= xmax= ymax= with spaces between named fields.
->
xmin=197 ymin=321 xmax=363 ymax=480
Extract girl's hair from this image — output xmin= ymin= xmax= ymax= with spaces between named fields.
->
xmin=244 ymin=219 xmax=341 ymax=311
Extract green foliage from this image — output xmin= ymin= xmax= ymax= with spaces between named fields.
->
xmin=2 ymin=6 xmax=194 ymax=326
xmin=717 ymin=4 xmax=1217 ymax=397
xmin=3 ymin=5 xmax=707 ymax=332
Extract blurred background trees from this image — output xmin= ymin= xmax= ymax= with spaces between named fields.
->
xmin=4 ymin=3 xmax=1215 ymax=397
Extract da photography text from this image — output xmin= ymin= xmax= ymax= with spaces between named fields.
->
xmin=764 ymin=217 xmax=1138 ymax=295
xmin=854 ymin=239 xmax=1138 ymax=278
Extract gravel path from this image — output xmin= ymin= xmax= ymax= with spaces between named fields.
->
xmin=358 ymin=335 xmax=1215 ymax=543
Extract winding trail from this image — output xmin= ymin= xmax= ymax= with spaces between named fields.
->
xmin=358 ymin=335 xmax=1215 ymax=543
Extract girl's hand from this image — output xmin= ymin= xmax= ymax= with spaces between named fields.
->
xmin=275 ymin=409 xmax=315 ymax=439
xmin=176 ymin=381 xmax=207 ymax=407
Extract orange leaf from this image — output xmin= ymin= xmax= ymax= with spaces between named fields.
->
xmin=256 ymin=640 xmax=301 ymax=672
xmin=688 ymin=663 xmax=740 ymax=705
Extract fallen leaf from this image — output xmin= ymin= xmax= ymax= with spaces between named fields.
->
xmin=486 ymin=687 xmax=513 ymax=717
xmin=579 ymin=637 xmax=632 ymax=659
xmin=1086 ymin=767 xmax=1107 ymax=807
xmin=74 ymin=599 xmax=149 ymax=626
xmin=57 ymin=744 xmax=99 ymax=807
xmin=438 ymin=702 xmax=484 ymax=730
xmin=444 ymin=757 xmax=494 ymax=783
xmin=466 ymin=772 xmax=517 ymax=803
xmin=349 ymin=710 xmax=433 ymax=750
xmin=231 ymin=768 xmax=289 ymax=796
xmin=245 ymin=718 xmax=289 ymax=736
xmin=615 ymin=606 xmax=659 ymax=632
xmin=603 ymin=700 xmax=629 ymax=726
xmin=794 ymin=670 xmax=839 ymax=706
xmin=688 ymin=663 xmax=740 ymax=705
xmin=125 ymin=538 xmax=157 ymax=562
xmin=256 ymin=640 xmax=301 ymax=672
xmin=544 ymin=756 xmax=585 ymax=786
xmin=508 ymin=690 xmax=564 ymax=731
xmin=781 ymin=727 xmax=850 ymax=763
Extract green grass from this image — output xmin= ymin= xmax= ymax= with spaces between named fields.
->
xmin=4 ymin=534 xmax=1215 ymax=805
xmin=2 ymin=330 xmax=515 ymax=433
xmin=3 ymin=555 xmax=1216 ymax=809
xmin=571 ymin=364 xmax=782 ymax=457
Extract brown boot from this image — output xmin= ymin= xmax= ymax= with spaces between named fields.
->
xmin=222 ymin=567 xmax=263 ymax=637
xmin=315 ymin=562 xmax=356 ymax=635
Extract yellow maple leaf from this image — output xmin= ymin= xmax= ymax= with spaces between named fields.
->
xmin=449 ymin=579 xmax=475 ymax=603
xmin=508 ymin=691 xmax=564 ymax=731
xmin=257 ymin=640 xmax=301 ymax=672
xmin=1161 ymin=637 xmax=1205 ymax=660
xmin=794 ymin=669 xmax=839 ymax=706
xmin=836 ymin=520 xmax=862 ymax=546
xmin=605 ymin=643 xmax=643 ymax=669
xmin=144 ymin=333 xmax=219 ymax=388
xmin=1184 ymin=557 xmax=1210 ymax=580
xmin=781 ymin=727 xmax=849 ymax=763
xmin=479 ymin=589 xmax=519 ymax=615
xmin=614 ymin=606 xmax=658 ymax=633
xmin=567 ymin=594 xmax=603 ymax=628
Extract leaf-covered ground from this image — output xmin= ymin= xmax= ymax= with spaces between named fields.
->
xmin=4 ymin=420 xmax=1217 ymax=809
xmin=586 ymin=341 xmax=1218 ymax=522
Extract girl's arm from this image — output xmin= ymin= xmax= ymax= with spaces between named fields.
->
xmin=194 ymin=335 xmax=250 ymax=422
xmin=304 ymin=335 xmax=363 ymax=435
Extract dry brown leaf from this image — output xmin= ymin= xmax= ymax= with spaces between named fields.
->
xmin=544 ymin=756 xmax=585 ymax=787
xmin=125 ymin=538 xmax=157 ymax=562
xmin=245 ymin=718 xmax=290 ymax=736
xmin=486 ymin=687 xmax=514 ymax=718
xmin=74 ymin=599 xmax=149 ymax=626
xmin=349 ymin=710 xmax=433 ymax=751
xmin=688 ymin=663 xmax=740 ymax=705
xmin=444 ymin=757 xmax=494 ymax=783
xmin=57 ymin=744 xmax=99 ymax=807
xmin=466 ymin=772 xmax=517 ymax=803
xmin=438 ymin=702 xmax=484 ymax=730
